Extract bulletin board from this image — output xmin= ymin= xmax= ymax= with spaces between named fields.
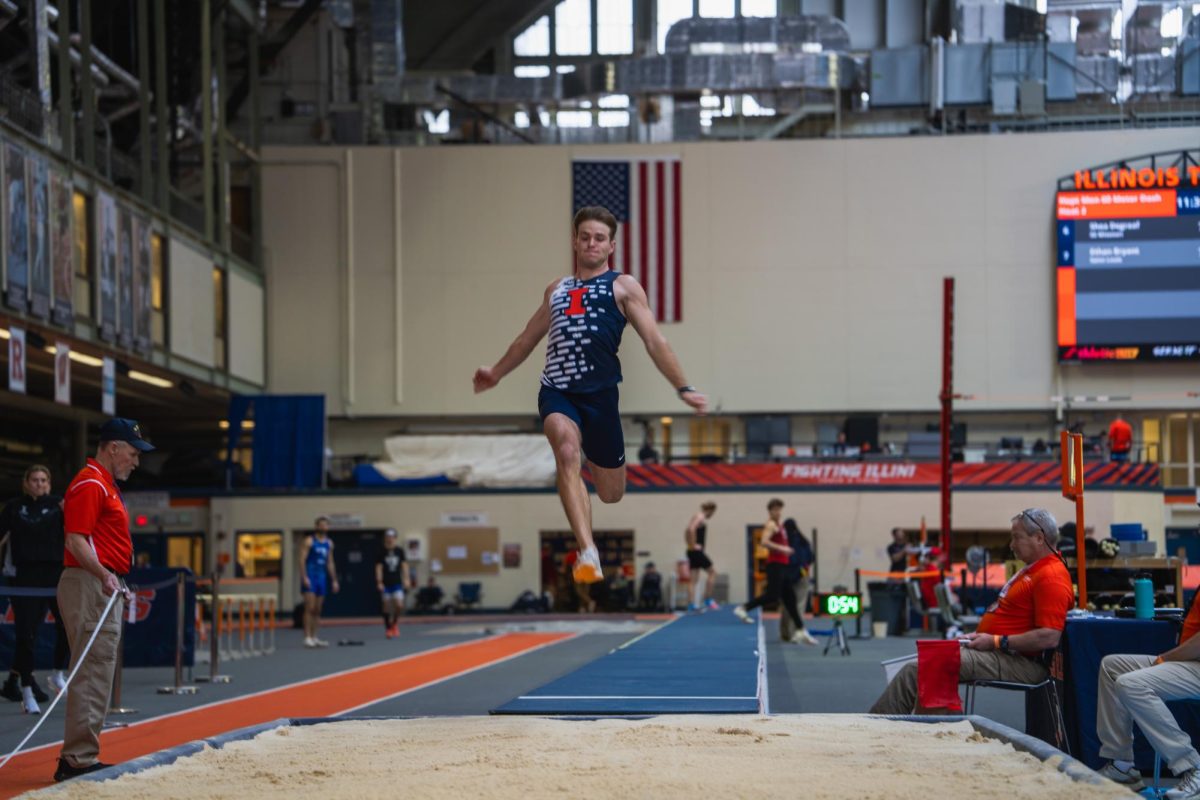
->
xmin=428 ymin=527 xmax=500 ymax=575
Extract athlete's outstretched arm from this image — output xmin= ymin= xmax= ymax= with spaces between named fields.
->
xmin=473 ymin=281 xmax=554 ymax=393
xmin=617 ymin=274 xmax=707 ymax=414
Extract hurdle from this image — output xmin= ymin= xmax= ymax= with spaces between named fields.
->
xmin=196 ymin=591 xmax=278 ymax=662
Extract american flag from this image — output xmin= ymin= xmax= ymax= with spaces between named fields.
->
xmin=572 ymin=158 xmax=682 ymax=323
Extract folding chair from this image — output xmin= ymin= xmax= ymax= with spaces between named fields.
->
xmin=934 ymin=582 xmax=980 ymax=636
xmin=963 ymin=652 xmax=1069 ymax=755
xmin=455 ymin=582 xmax=483 ymax=611
xmin=905 ymin=578 xmax=941 ymax=630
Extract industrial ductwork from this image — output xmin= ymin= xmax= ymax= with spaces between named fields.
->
xmin=394 ymin=14 xmax=858 ymax=109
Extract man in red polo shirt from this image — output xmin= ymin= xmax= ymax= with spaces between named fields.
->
xmin=53 ymin=418 xmax=153 ymax=782
xmin=1108 ymin=416 xmax=1133 ymax=462
xmin=869 ymin=507 xmax=1074 ymax=714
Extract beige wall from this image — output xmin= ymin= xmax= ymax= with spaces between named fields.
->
xmin=212 ymin=488 xmax=1162 ymax=612
xmin=262 ymin=128 xmax=1199 ymax=421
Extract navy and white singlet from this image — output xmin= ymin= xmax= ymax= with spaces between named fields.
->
xmin=540 ymin=271 xmax=626 ymax=394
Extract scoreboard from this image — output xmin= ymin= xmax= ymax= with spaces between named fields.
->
xmin=1056 ymin=155 xmax=1200 ymax=362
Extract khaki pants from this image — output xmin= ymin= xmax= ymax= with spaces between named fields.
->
xmin=57 ymin=568 xmax=124 ymax=768
xmin=1097 ymin=653 xmax=1200 ymax=775
xmin=869 ymin=647 xmax=1048 ymax=715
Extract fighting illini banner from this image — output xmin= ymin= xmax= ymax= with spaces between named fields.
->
xmin=625 ymin=461 xmax=1159 ymax=489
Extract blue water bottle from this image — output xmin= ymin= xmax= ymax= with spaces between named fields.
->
xmin=1134 ymin=576 xmax=1155 ymax=619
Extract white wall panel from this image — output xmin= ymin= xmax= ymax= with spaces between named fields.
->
xmin=168 ymin=238 xmax=216 ymax=367
xmin=228 ymin=271 xmax=265 ymax=385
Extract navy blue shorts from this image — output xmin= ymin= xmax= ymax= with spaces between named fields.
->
xmin=538 ymin=384 xmax=626 ymax=469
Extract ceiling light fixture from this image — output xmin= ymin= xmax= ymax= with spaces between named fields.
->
xmin=128 ymin=370 xmax=173 ymax=388
xmin=46 ymin=345 xmax=105 ymax=367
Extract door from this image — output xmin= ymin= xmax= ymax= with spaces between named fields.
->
xmin=132 ymin=532 xmax=203 ymax=571
xmin=132 ymin=533 xmax=164 ymax=569
xmin=540 ymin=530 xmax=634 ymax=612
xmin=236 ymin=531 xmax=283 ymax=578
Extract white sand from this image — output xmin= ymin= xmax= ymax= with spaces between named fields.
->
xmin=34 ymin=715 xmax=1134 ymax=800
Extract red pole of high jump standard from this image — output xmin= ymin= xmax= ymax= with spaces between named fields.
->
xmin=1061 ymin=430 xmax=1087 ymax=609
xmin=940 ymin=277 xmax=955 ymax=563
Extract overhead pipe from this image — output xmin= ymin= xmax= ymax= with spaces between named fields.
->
xmin=47 ymin=5 xmax=138 ymax=93
xmin=69 ymin=33 xmax=139 ymax=92
xmin=44 ymin=27 xmax=110 ymax=86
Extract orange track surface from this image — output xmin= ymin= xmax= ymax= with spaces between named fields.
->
xmin=0 ymin=632 xmax=571 ymax=797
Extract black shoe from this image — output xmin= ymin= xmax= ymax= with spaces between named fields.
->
xmin=28 ymin=678 xmax=49 ymax=703
xmin=0 ymin=675 xmax=19 ymax=702
xmin=54 ymin=758 xmax=114 ymax=782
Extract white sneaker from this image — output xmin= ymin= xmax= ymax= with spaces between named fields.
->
xmin=21 ymin=686 xmax=40 ymax=715
xmin=303 ymin=637 xmax=317 ymax=648
xmin=732 ymin=605 xmax=753 ymax=624
xmin=49 ymin=671 xmax=68 ymax=694
xmin=1097 ymin=761 xmax=1145 ymax=791
xmin=313 ymin=638 xmax=330 ymax=648
xmin=1167 ymin=768 xmax=1200 ymax=800
xmin=572 ymin=547 xmax=604 ymax=584
xmin=790 ymin=629 xmax=819 ymax=646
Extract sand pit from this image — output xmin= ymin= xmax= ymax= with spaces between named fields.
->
xmin=34 ymin=715 xmax=1132 ymax=800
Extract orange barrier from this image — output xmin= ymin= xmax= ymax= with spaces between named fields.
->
xmin=856 ymin=569 xmax=943 ymax=579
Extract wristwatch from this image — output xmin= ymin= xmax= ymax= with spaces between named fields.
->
xmin=676 ymin=385 xmax=697 ymax=396
xmin=1000 ymin=635 xmax=1011 ymax=654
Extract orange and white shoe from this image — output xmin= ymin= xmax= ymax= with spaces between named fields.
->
xmin=572 ymin=547 xmax=604 ymax=584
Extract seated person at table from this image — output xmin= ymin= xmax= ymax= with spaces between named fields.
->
xmin=415 ymin=577 xmax=445 ymax=613
xmin=869 ymin=508 xmax=1073 ymax=715
xmin=1094 ymin=595 xmax=1200 ymax=796
xmin=638 ymin=562 xmax=663 ymax=611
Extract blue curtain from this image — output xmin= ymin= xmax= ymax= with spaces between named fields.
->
xmin=226 ymin=394 xmax=325 ymax=488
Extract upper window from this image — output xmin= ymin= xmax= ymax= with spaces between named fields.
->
xmin=514 ymin=15 xmax=551 ymax=56
xmin=516 ymin=0 xmax=780 ymax=59
xmin=658 ymin=0 xmax=694 ymax=52
xmin=740 ymin=0 xmax=777 ymax=16
xmin=556 ymin=0 xmax=592 ymax=55
xmin=597 ymin=0 xmax=634 ymax=55
xmin=698 ymin=0 xmax=734 ymax=18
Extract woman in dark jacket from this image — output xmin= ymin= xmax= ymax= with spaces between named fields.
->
xmin=0 ymin=464 xmax=70 ymax=714
xmin=780 ymin=518 xmax=815 ymax=642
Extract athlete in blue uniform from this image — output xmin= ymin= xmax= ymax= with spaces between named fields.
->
xmin=300 ymin=516 xmax=339 ymax=648
xmin=474 ymin=206 xmax=707 ymax=584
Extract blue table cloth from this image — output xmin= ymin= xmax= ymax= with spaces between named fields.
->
xmin=1061 ymin=616 xmax=1200 ymax=771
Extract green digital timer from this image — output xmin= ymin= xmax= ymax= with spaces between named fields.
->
xmin=820 ymin=593 xmax=862 ymax=617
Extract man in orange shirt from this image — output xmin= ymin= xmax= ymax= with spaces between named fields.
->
xmin=54 ymin=418 xmax=153 ymax=782
xmin=1108 ymin=416 xmax=1133 ymax=462
xmin=869 ymin=508 xmax=1073 ymax=714
xmin=1094 ymin=595 xmax=1200 ymax=796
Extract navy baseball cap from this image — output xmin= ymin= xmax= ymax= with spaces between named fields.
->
xmin=99 ymin=418 xmax=156 ymax=452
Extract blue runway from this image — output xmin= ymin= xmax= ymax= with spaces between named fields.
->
xmin=492 ymin=608 xmax=764 ymax=715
